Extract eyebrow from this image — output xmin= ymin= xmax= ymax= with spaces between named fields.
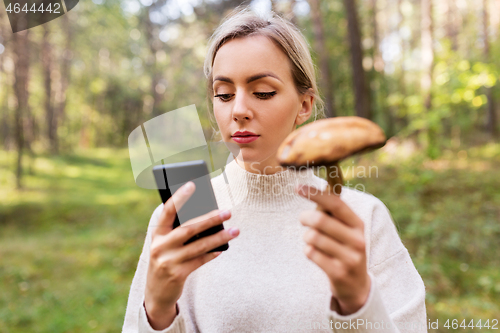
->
xmin=213 ymin=72 xmax=283 ymax=84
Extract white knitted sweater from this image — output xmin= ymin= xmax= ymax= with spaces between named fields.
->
xmin=122 ymin=158 xmax=427 ymax=333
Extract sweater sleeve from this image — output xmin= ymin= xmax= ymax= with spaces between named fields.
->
xmin=121 ymin=205 xmax=187 ymax=333
xmin=326 ymin=197 xmax=428 ymax=333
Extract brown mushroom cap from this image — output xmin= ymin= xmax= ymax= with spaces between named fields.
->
xmin=277 ymin=116 xmax=387 ymax=167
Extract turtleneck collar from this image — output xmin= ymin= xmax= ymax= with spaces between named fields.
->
xmin=219 ymin=157 xmax=323 ymax=211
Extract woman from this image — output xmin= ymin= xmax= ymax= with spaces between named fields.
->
xmin=123 ymin=6 xmax=427 ymax=333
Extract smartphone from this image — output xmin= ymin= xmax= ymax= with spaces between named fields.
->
xmin=152 ymin=160 xmax=228 ymax=252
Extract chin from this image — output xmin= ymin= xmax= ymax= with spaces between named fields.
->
xmin=233 ymin=148 xmax=256 ymax=162
xmin=234 ymin=148 xmax=276 ymax=167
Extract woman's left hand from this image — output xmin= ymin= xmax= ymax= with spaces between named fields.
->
xmin=296 ymin=184 xmax=371 ymax=315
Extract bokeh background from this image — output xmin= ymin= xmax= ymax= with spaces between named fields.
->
xmin=0 ymin=0 xmax=499 ymax=332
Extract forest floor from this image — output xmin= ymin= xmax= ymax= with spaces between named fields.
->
xmin=0 ymin=142 xmax=499 ymax=332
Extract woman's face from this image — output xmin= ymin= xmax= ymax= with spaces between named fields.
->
xmin=212 ymin=35 xmax=313 ymax=174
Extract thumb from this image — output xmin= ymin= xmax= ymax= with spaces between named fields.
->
xmin=153 ymin=181 xmax=195 ymax=237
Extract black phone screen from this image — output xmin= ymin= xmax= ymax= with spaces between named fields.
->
xmin=152 ymin=160 xmax=228 ymax=252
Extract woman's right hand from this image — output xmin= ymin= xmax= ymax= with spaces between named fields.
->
xmin=144 ymin=181 xmax=239 ymax=330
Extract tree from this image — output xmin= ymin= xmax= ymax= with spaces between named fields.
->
xmin=446 ymin=0 xmax=458 ymax=50
xmin=397 ymin=0 xmax=408 ymax=127
xmin=56 ymin=13 xmax=73 ymax=152
xmin=0 ymin=9 xmax=11 ymax=149
xmin=483 ymin=0 xmax=497 ymax=136
xmin=343 ymin=0 xmax=371 ymax=119
xmin=309 ymin=0 xmax=336 ymax=118
xmin=12 ymin=26 xmax=31 ymax=188
xmin=143 ymin=6 xmax=162 ymax=117
xmin=421 ymin=0 xmax=434 ymax=112
xmin=420 ymin=0 xmax=437 ymax=156
xmin=370 ymin=0 xmax=393 ymax=135
xmin=42 ymin=24 xmax=57 ymax=153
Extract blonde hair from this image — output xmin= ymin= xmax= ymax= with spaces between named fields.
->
xmin=203 ymin=5 xmax=325 ymax=140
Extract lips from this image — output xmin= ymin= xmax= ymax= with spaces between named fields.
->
xmin=232 ymin=131 xmax=260 ymax=144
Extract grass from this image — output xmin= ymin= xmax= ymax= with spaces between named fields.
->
xmin=345 ymin=140 xmax=500 ymax=332
xmin=0 ymin=149 xmax=160 ymax=333
xmin=0 ymin=143 xmax=499 ymax=332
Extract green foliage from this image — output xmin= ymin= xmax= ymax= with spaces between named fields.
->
xmin=2 ymin=0 xmax=498 ymax=154
xmin=346 ymin=142 xmax=500 ymax=326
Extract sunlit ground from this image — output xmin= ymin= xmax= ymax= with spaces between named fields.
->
xmin=0 ymin=148 xmax=160 ymax=332
xmin=0 ymin=142 xmax=499 ymax=332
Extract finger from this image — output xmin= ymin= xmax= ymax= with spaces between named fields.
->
xmin=176 ymin=226 xmax=238 ymax=262
xmin=181 ymin=209 xmax=221 ymax=227
xmin=303 ymin=244 xmax=342 ymax=278
xmin=167 ymin=209 xmax=233 ymax=247
xmin=296 ymin=185 xmax=364 ymax=229
xmin=182 ymin=251 xmax=223 ymax=275
xmin=303 ymin=228 xmax=354 ymax=261
xmin=299 ymin=210 xmax=365 ymax=250
xmin=151 ymin=210 xmax=232 ymax=256
xmin=153 ymin=181 xmax=196 ymax=238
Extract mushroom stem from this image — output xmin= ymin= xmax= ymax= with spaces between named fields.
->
xmin=316 ymin=162 xmax=342 ymax=214
xmin=326 ymin=162 xmax=343 ymax=196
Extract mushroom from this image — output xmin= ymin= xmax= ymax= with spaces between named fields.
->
xmin=276 ymin=116 xmax=386 ymax=202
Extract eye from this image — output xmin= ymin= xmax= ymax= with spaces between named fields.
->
xmin=254 ymin=91 xmax=277 ymax=99
xmin=214 ymin=94 xmax=233 ymax=102
xmin=214 ymin=91 xmax=277 ymax=102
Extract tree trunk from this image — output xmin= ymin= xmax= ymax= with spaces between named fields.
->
xmin=42 ymin=24 xmax=57 ymax=153
xmin=144 ymin=7 xmax=163 ymax=117
xmin=370 ymin=0 xmax=393 ymax=135
xmin=495 ymin=0 xmax=500 ymax=36
xmin=0 ymin=80 xmax=8 ymax=149
xmin=420 ymin=0 xmax=433 ymax=111
xmin=343 ymin=0 xmax=371 ymax=119
xmin=56 ymin=13 xmax=72 ymax=152
xmin=309 ymin=0 xmax=336 ymax=118
xmin=446 ymin=0 xmax=458 ymax=50
xmin=25 ymin=104 xmax=35 ymax=175
xmin=421 ymin=0 xmax=435 ymax=156
xmin=397 ymin=0 xmax=408 ymax=128
xmin=13 ymin=27 xmax=30 ymax=188
xmin=371 ymin=0 xmax=384 ymax=73
xmin=0 ymin=15 xmax=9 ymax=149
xmin=484 ymin=0 xmax=497 ymax=136
xmin=79 ymin=107 xmax=91 ymax=149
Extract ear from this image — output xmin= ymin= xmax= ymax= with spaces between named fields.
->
xmin=295 ymin=89 xmax=314 ymax=126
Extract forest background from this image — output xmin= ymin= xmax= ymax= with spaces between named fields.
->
xmin=0 ymin=0 xmax=499 ymax=332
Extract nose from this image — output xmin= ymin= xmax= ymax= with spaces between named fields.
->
xmin=231 ymin=90 xmax=253 ymax=122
